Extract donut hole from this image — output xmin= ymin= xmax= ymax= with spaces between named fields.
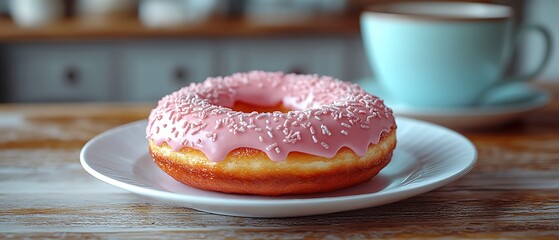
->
xmin=231 ymin=101 xmax=291 ymax=113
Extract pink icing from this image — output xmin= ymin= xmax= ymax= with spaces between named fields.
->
xmin=146 ymin=71 xmax=396 ymax=162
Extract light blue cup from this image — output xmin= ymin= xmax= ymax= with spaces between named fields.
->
xmin=361 ymin=2 xmax=552 ymax=107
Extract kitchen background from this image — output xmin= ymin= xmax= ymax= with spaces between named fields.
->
xmin=0 ymin=0 xmax=556 ymax=103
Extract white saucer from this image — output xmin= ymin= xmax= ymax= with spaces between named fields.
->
xmin=80 ymin=118 xmax=476 ymax=218
xmin=358 ymin=79 xmax=551 ymax=129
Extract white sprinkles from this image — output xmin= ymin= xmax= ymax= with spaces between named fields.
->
xmin=147 ymin=71 xmax=395 ymax=161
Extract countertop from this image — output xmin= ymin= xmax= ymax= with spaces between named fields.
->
xmin=1 ymin=84 xmax=558 ymax=238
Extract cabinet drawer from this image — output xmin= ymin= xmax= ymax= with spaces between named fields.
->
xmin=224 ymin=38 xmax=347 ymax=79
xmin=349 ymin=37 xmax=374 ymax=82
xmin=119 ymin=42 xmax=215 ymax=101
xmin=6 ymin=44 xmax=112 ymax=102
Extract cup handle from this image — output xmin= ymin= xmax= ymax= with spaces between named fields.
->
xmin=508 ymin=24 xmax=553 ymax=82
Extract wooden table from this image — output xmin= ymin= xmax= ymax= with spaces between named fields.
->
xmin=1 ymin=86 xmax=558 ymax=239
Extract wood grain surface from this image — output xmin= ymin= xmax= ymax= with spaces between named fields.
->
xmin=1 ymin=85 xmax=558 ymax=239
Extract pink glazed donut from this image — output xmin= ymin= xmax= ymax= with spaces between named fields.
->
xmin=147 ymin=71 xmax=397 ymax=195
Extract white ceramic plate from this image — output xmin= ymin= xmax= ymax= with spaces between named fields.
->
xmin=358 ymin=79 xmax=551 ymax=129
xmin=80 ymin=118 xmax=477 ymax=218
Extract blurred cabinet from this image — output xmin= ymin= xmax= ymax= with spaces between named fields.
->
xmin=224 ymin=38 xmax=347 ymax=79
xmin=4 ymin=44 xmax=112 ymax=102
xmin=348 ymin=37 xmax=373 ymax=81
xmin=2 ymin=37 xmax=367 ymax=102
xmin=119 ymin=41 xmax=216 ymax=101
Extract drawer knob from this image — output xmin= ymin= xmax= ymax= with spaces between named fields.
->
xmin=173 ymin=66 xmax=189 ymax=83
xmin=63 ymin=67 xmax=81 ymax=86
xmin=288 ymin=66 xmax=306 ymax=75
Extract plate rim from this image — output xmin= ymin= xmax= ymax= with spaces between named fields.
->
xmin=391 ymin=91 xmax=550 ymax=116
xmin=80 ymin=117 xmax=477 ymax=209
xmin=357 ymin=78 xmax=552 ymax=117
